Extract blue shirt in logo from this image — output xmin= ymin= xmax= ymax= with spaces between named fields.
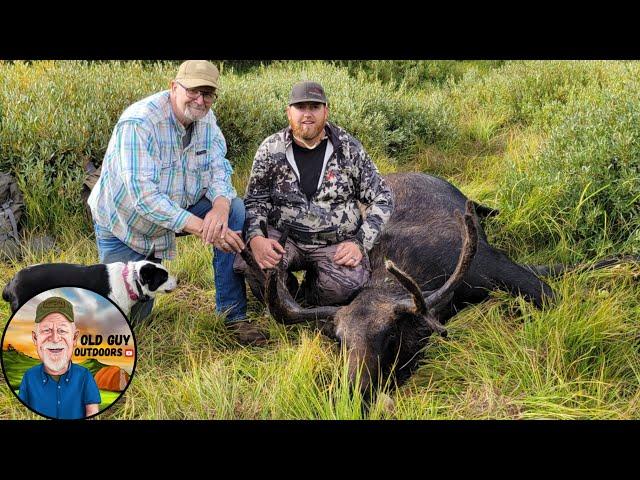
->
xmin=18 ymin=362 xmax=101 ymax=419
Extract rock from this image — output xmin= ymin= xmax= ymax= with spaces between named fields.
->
xmin=25 ymin=234 xmax=56 ymax=255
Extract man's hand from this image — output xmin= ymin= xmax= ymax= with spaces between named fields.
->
xmin=85 ymin=403 xmax=99 ymax=417
xmin=334 ymin=241 xmax=363 ymax=268
xmin=250 ymin=236 xmax=286 ymax=270
xmin=202 ymin=197 xmax=231 ymax=245
xmin=215 ymin=230 xmax=245 ymax=254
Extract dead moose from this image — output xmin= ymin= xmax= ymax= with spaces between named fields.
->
xmin=240 ymin=172 xmax=633 ymax=398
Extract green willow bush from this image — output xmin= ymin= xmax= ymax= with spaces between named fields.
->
xmin=215 ymin=60 xmax=459 ymax=163
xmin=450 ymin=61 xmax=640 ymax=131
xmin=496 ymin=86 xmax=640 ymax=258
xmin=335 ymin=60 xmax=505 ymax=89
xmin=0 ymin=60 xmax=178 ymax=231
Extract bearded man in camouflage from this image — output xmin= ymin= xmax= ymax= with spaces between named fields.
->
xmin=234 ymin=81 xmax=394 ymax=307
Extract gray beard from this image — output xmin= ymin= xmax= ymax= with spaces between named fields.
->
xmin=43 ymin=355 xmax=70 ymax=373
xmin=183 ymin=105 xmax=207 ymax=122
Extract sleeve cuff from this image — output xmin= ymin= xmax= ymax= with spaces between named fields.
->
xmin=207 ymin=189 xmax=237 ymax=204
xmin=173 ymin=209 xmax=192 ymax=233
xmin=352 ymin=236 xmax=368 ymax=254
xmin=246 ymin=229 xmax=265 ymax=244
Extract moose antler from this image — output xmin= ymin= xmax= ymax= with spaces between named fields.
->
xmin=422 ymin=200 xmax=478 ymax=310
xmin=385 ymin=260 xmax=428 ymax=315
xmin=385 ymin=200 xmax=479 ymax=336
xmin=385 ymin=260 xmax=448 ymax=336
xmin=265 ymin=264 xmax=339 ymax=324
xmin=239 ymin=221 xmax=292 ymax=283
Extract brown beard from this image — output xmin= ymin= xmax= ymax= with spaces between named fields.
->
xmin=291 ymin=120 xmax=325 ymax=142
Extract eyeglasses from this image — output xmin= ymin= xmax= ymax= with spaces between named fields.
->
xmin=176 ymin=81 xmax=217 ymax=102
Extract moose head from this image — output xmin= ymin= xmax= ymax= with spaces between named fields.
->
xmin=250 ymin=200 xmax=479 ymax=397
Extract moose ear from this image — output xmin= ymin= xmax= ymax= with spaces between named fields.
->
xmin=145 ymin=244 xmax=156 ymax=261
xmin=392 ymin=304 xmax=413 ymax=318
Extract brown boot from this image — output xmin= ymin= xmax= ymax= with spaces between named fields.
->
xmin=227 ymin=321 xmax=269 ymax=346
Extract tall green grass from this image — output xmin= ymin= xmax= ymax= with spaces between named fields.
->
xmin=1 ymin=226 xmax=637 ymax=420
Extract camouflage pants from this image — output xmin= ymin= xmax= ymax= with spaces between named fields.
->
xmin=233 ymin=226 xmax=371 ymax=306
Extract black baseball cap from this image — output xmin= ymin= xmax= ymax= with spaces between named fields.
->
xmin=288 ymin=81 xmax=328 ymax=105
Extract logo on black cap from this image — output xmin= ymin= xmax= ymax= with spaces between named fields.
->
xmin=289 ymin=81 xmax=328 ymax=105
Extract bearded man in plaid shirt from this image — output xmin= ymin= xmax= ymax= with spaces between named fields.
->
xmin=88 ymin=60 xmax=268 ymax=345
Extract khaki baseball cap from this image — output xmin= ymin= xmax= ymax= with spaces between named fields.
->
xmin=35 ymin=296 xmax=74 ymax=323
xmin=289 ymin=81 xmax=328 ymax=105
xmin=175 ymin=60 xmax=220 ymax=89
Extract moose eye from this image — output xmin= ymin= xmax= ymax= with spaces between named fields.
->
xmin=385 ymin=332 xmax=397 ymax=348
xmin=372 ymin=329 xmax=394 ymax=352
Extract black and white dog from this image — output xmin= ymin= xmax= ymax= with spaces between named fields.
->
xmin=2 ymin=248 xmax=177 ymax=317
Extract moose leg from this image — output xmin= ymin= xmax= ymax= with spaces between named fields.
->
xmin=523 ymin=255 xmax=640 ymax=278
xmin=471 ymin=248 xmax=556 ymax=308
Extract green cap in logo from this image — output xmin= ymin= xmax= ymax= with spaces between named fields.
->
xmin=35 ymin=296 xmax=74 ymax=323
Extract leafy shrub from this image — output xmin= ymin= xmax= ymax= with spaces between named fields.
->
xmin=336 ymin=60 xmax=505 ymax=89
xmin=215 ymin=61 xmax=460 ymax=164
xmin=451 ymin=61 xmax=639 ymax=131
xmin=0 ymin=60 xmax=178 ymax=231
xmin=496 ymin=85 xmax=640 ymax=258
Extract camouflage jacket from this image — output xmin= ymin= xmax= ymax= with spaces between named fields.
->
xmin=244 ymin=122 xmax=394 ymax=252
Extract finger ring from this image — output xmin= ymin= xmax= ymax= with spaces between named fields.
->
xmin=351 ymin=257 xmax=357 ymax=261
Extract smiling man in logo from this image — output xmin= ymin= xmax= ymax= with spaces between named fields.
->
xmin=18 ymin=296 xmax=101 ymax=419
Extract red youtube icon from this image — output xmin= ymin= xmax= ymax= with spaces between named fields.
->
xmin=124 ymin=349 xmax=134 ymax=357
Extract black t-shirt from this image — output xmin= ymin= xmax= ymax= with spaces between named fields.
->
xmin=292 ymin=138 xmax=328 ymax=200
xmin=183 ymin=122 xmax=194 ymax=149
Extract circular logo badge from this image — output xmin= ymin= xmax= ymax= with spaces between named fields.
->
xmin=1 ymin=287 xmax=137 ymax=420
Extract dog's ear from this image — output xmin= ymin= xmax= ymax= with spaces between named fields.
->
xmin=145 ymin=244 xmax=156 ymax=261
xmin=139 ymin=263 xmax=168 ymax=292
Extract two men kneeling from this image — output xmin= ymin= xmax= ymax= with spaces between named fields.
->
xmin=88 ymin=60 xmax=392 ymax=345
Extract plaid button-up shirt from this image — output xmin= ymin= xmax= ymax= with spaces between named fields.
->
xmin=88 ymin=91 xmax=237 ymax=260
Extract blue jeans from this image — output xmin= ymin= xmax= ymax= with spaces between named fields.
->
xmin=94 ymin=196 xmax=247 ymax=325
